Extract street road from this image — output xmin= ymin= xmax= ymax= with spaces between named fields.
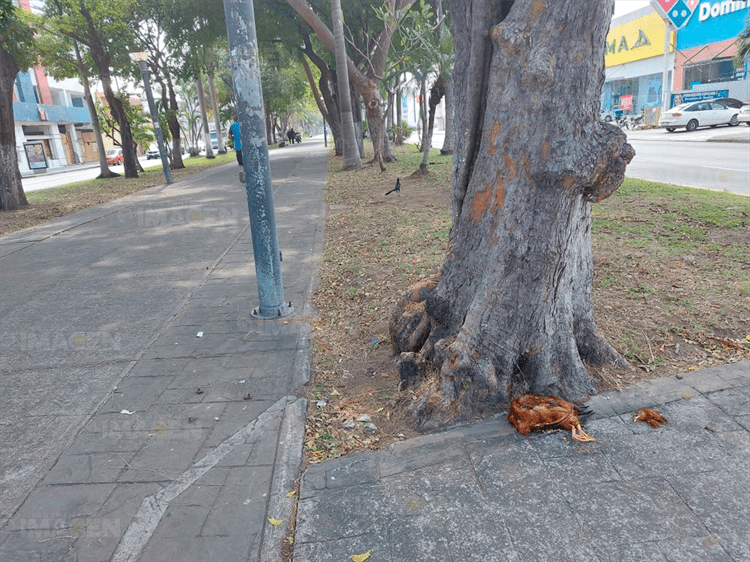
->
xmin=625 ymin=137 xmax=750 ymax=197
xmin=21 ymin=133 xmax=750 ymax=197
xmin=21 ymin=157 xmax=167 ymax=192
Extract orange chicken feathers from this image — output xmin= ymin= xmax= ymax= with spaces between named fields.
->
xmin=508 ymin=393 xmax=594 ymax=442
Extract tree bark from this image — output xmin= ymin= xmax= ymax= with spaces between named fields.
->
xmin=390 ymin=0 xmax=634 ymax=430
xmin=79 ymin=2 xmax=138 ymax=178
xmin=331 ymin=0 xmax=361 ymax=170
xmin=0 ymin=44 xmax=29 ymax=211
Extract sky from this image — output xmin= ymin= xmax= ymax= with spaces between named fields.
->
xmin=613 ymin=0 xmax=652 ymax=18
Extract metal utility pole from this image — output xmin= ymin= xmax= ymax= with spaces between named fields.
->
xmin=661 ymin=19 xmax=674 ymax=112
xmin=222 ymin=0 xmax=291 ymax=319
xmin=129 ymin=52 xmax=172 ymax=185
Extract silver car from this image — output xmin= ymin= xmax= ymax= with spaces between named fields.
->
xmin=659 ymin=99 xmax=739 ymax=132
xmin=737 ymin=102 xmax=750 ymax=126
xmin=145 ymin=144 xmax=160 ymax=159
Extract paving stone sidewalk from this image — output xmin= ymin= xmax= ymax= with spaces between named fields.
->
xmin=294 ymin=361 xmax=750 ymax=562
xmin=0 ymin=143 xmax=327 ymax=561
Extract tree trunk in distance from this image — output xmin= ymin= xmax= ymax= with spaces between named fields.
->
xmin=331 ymin=0 xmax=361 ymax=170
xmin=287 ymin=0 xmax=405 ymax=164
xmin=396 ymin=78 xmax=403 ymax=145
xmin=0 ymin=44 xmax=29 ymax=211
xmin=440 ymin=78 xmax=453 ymax=155
xmin=264 ymin=100 xmax=273 ymax=145
xmin=196 ymin=75 xmax=214 ymax=159
xmin=300 ymin=54 xmax=343 ymax=156
xmin=413 ymin=76 xmax=445 ymax=176
xmin=208 ymin=70 xmax=225 ymax=153
xmin=73 ymin=41 xmax=116 ymax=179
xmin=165 ymin=73 xmax=184 ymax=168
xmin=386 ymin=90 xmax=394 ymax=132
xmin=390 ymin=0 xmax=634 ymax=430
xmin=351 ymin=85 xmax=365 ymax=158
xmin=301 ymin=38 xmax=343 ymax=155
xmin=80 ymin=3 xmax=138 ymax=178
xmin=419 ymin=76 xmax=427 ymax=149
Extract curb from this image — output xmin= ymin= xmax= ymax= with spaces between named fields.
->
xmin=260 ymin=398 xmax=307 ymax=562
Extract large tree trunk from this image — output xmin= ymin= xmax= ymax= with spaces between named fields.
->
xmin=390 ymin=0 xmax=634 ymax=431
xmin=80 ymin=3 xmax=138 ymax=178
xmin=0 ymin=44 xmax=29 ymax=211
xmin=331 ymin=0 xmax=361 ymax=170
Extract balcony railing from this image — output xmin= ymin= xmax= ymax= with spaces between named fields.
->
xmin=13 ymin=101 xmax=92 ymax=124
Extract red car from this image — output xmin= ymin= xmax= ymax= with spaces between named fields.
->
xmin=106 ymin=148 xmax=123 ymax=165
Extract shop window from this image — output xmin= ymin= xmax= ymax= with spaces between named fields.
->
xmin=15 ymin=76 xmax=25 ymax=102
xmin=49 ymin=88 xmax=63 ymax=106
xmin=683 ymin=58 xmax=740 ymax=89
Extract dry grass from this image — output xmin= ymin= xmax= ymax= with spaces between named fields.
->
xmin=303 ymin=142 xmax=750 ymax=465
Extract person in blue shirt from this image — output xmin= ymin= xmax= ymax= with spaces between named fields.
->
xmin=228 ymin=114 xmax=244 ymax=183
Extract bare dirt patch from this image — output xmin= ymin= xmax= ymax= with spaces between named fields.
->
xmin=303 ymin=144 xmax=750 ymax=465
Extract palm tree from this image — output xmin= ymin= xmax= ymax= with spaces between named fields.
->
xmin=734 ymin=24 xmax=750 ymax=67
xmin=331 ymin=0 xmax=361 ymax=170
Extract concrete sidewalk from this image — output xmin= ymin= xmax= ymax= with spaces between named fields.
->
xmin=0 ymin=141 xmax=327 ymax=561
xmin=294 ymin=361 xmax=750 ymax=561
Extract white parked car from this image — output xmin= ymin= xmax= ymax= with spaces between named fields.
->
xmin=737 ymin=102 xmax=750 ymax=126
xmin=659 ymin=99 xmax=740 ymax=132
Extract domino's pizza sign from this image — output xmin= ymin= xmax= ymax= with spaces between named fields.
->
xmin=651 ymin=0 xmax=700 ymax=28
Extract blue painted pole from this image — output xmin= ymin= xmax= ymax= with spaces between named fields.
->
xmin=223 ymin=0 xmax=291 ymax=318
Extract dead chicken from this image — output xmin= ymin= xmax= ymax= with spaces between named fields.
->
xmin=633 ymin=408 xmax=668 ymax=428
xmin=508 ymin=393 xmax=595 ymax=442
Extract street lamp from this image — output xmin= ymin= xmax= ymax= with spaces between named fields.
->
xmin=129 ymin=52 xmax=173 ymax=185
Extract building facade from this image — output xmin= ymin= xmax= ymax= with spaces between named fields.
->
xmin=602 ymin=7 xmax=675 ymax=116
xmin=671 ymin=0 xmax=750 ymax=104
xmin=602 ymin=1 xmax=750 ymax=115
xmin=12 ymin=0 xmax=95 ymax=176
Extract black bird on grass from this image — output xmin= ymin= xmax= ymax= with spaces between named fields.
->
xmin=385 ymin=178 xmax=401 ymax=196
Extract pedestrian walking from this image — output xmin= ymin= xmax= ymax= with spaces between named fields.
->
xmin=229 ymin=114 xmax=244 ymax=183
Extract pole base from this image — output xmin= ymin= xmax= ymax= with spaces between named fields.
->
xmin=251 ymin=301 xmax=294 ymax=319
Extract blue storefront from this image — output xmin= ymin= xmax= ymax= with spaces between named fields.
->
xmin=671 ymin=1 xmax=750 ymax=103
xmin=13 ymin=70 xmax=94 ymax=174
